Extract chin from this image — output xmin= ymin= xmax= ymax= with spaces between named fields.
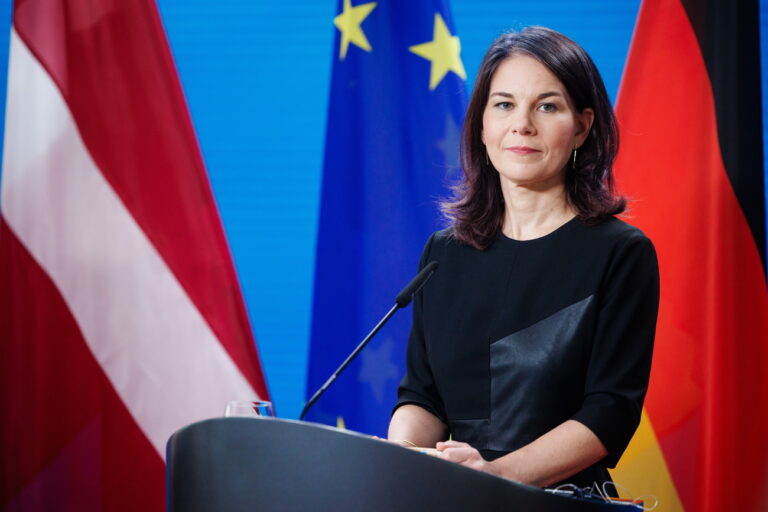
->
xmin=496 ymin=169 xmax=565 ymax=189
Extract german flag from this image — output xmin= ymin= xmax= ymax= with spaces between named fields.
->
xmin=612 ymin=1 xmax=768 ymax=511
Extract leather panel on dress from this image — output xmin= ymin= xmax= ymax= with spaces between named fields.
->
xmin=481 ymin=294 xmax=596 ymax=452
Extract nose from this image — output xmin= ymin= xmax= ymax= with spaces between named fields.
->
xmin=510 ymin=109 xmax=535 ymax=135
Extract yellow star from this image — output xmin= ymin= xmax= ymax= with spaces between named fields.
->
xmin=336 ymin=416 xmax=346 ymax=430
xmin=333 ymin=0 xmax=377 ymax=60
xmin=409 ymin=13 xmax=466 ymax=90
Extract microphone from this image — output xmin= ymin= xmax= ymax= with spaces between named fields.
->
xmin=299 ymin=261 xmax=439 ymax=421
xmin=395 ymin=261 xmax=438 ymax=307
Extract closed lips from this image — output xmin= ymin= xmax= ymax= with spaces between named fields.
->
xmin=505 ymin=146 xmax=541 ymax=154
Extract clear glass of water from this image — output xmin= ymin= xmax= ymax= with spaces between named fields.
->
xmin=224 ymin=400 xmax=274 ymax=418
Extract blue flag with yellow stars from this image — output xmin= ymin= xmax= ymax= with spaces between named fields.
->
xmin=306 ymin=0 xmax=467 ymax=436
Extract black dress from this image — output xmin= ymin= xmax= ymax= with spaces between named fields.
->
xmin=394 ymin=216 xmax=660 ymax=488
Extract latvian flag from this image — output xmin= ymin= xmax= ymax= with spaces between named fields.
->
xmin=611 ymin=0 xmax=768 ymax=511
xmin=0 ymin=0 xmax=268 ymax=509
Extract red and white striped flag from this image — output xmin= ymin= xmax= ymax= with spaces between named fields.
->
xmin=0 ymin=0 xmax=269 ymax=509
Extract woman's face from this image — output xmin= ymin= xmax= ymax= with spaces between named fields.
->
xmin=482 ymin=54 xmax=593 ymax=189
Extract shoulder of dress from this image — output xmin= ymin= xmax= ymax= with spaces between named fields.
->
xmin=421 ymin=227 xmax=475 ymax=261
xmin=583 ymin=216 xmax=654 ymax=248
xmin=431 ymin=227 xmax=454 ymax=243
xmin=421 ymin=227 xmax=455 ymax=251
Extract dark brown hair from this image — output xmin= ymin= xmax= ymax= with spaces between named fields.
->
xmin=442 ymin=26 xmax=625 ymax=249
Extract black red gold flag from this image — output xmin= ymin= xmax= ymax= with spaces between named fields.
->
xmin=612 ymin=0 xmax=768 ymax=510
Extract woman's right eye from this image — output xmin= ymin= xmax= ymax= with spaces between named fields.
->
xmin=495 ymin=101 xmax=513 ymax=110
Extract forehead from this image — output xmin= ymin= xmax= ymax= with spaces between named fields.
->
xmin=488 ymin=54 xmax=566 ymax=95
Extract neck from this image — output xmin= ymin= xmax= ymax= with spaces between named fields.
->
xmin=499 ymin=178 xmax=575 ymax=241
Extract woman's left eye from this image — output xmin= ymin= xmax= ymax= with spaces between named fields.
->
xmin=538 ymin=103 xmax=557 ymax=113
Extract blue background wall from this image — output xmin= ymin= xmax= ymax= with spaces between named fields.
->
xmin=0 ymin=0 xmax=765 ymax=421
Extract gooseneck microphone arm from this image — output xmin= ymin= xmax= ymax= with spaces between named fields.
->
xmin=299 ymin=302 xmax=399 ymax=422
xmin=299 ymin=261 xmax=438 ymax=422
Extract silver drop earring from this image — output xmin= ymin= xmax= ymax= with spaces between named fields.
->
xmin=572 ymin=147 xmax=578 ymax=168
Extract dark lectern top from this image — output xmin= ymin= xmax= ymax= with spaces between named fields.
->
xmin=166 ymin=417 xmax=636 ymax=512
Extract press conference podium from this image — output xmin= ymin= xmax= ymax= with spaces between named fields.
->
xmin=166 ymin=418 xmax=632 ymax=511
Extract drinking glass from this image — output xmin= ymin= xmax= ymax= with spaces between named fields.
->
xmin=224 ymin=400 xmax=274 ymax=418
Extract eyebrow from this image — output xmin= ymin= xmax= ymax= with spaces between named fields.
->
xmin=489 ymin=91 xmax=563 ymax=100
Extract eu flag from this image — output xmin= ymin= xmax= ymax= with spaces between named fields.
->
xmin=306 ymin=0 xmax=467 ymax=436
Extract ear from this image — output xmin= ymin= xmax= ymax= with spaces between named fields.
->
xmin=575 ymin=108 xmax=594 ymax=147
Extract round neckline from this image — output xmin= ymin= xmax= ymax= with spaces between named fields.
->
xmin=496 ymin=215 xmax=581 ymax=245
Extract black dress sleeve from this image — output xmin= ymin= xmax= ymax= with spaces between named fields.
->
xmin=392 ymin=232 xmax=448 ymax=423
xmin=570 ymin=231 xmax=660 ymax=468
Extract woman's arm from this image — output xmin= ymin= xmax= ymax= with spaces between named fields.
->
xmin=388 ymin=404 xmax=448 ymax=448
xmin=436 ymin=419 xmax=607 ymax=487
xmin=437 ymin=420 xmax=608 ymax=487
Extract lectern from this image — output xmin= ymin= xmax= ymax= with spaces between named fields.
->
xmin=166 ymin=418 xmax=634 ymax=511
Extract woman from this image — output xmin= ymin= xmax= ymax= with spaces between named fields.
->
xmin=388 ymin=26 xmax=659 ymax=490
